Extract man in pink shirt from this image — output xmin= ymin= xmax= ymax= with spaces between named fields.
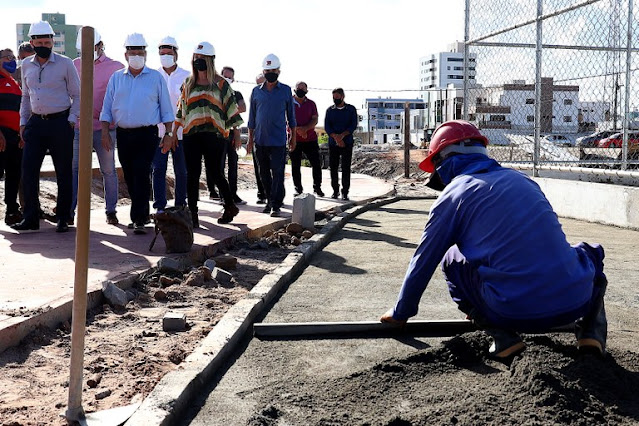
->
xmin=71 ymin=29 xmax=124 ymax=225
xmin=290 ymin=81 xmax=324 ymax=196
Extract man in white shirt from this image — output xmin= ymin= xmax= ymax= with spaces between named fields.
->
xmin=152 ymin=36 xmax=189 ymax=213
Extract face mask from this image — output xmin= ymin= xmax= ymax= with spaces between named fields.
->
xmin=264 ymin=72 xmax=278 ymax=83
xmin=160 ymin=54 xmax=175 ymax=68
xmin=34 ymin=46 xmax=52 ymax=59
xmin=2 ymin=60 xmax=17 ymax=74
xmin=193 ymin=58 xmax=207 ymax=71
xmin=127 ymin=54 xmax=145 ymax=70
xmin=16 ymin=59 xmax=23 ymax=67
xmin=295 ymin=89 xmax=307 ymax=98
xmin=93 ymin=50 xmax=100 ymax=61
xmin=333 ymin=98 xmax=343 ymax=106
xmin=223 ymin=77 xmax=233 ymax=85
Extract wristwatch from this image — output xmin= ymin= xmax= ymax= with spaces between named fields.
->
xmin=165 ymin=131 xmax=173 ymax=137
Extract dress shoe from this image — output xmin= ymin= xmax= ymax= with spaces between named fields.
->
xmin=4 ymin=212 xmax=23 ymax=226
xmin=106 ymin=212 xmax=119 ymax=225
xmin=133 ymin=222 xmax=146 ymax=235
xmin=314 ymin=188 xmax=325 ymax=197
xmin=56 ymin=220 xmax=69 ymax=233
xmin=342 ymin=194 xmax=350 ymax=201
xmin=331 ymin=191 xmax=339 ymax=199
xmin=11 ymin=220 xmax=39 ymax=231
xmin=262 ymin=205 xmax=271 ymax=214
xmin=294 ymin=187 xmax=303 ymax=196
xmin=218 ymin=204 xmax=240 ymax=224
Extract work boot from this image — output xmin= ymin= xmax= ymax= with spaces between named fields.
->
xmin=483 ymin=328 xmax=526 ymax=358
xmin=218 ymin=203 xmax=239 ymax=224
xmin=575 ymin=278 xmax=608 ymax=356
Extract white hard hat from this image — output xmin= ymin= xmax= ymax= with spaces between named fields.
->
xmin=28 ymin=21 xmax=54 ymax=38
xmin=75 ymin=27 xmax=102 ymax=51
xmin=194 ymin=41 xmax=215 ymax=56
xmin=158 ymin=36 xmax=178 ymax=49
xmin=262 ymin=53 xmax=280 ymax=70
xmin=123 ymin=33 xmax=148 ymax=48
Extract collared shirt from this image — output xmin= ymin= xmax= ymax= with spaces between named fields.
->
xmin=248 ymin=81 xmax=297 ymax=147
xmin=324 ymin=103 xmax=358 ymax=147
xmin=73 ymin=54 xmax=124 ymax=131
xmin=100 ymin=66 xmax=174 ymax=129
xmin=392 ymin=156 xmax=596 ymax=322
xmin=19 ymin=52 xmax=81 ymax=125
xmin=157 ymin=65 xmax=190 ymax=139
xmin=0 ymin=69 xmax=21 ymax=131
xmin=294 ymin=97 xmax=318 ymax=142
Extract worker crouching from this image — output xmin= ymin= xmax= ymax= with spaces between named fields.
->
xmin=381 ymin=120 xmax=607 ymax=359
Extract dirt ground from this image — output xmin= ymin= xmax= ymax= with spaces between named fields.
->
xmin=245 ymin=332 xmax=639 ymax=425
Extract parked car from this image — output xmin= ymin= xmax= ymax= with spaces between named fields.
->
xmin=390 ymin=136 xmax=402 ymax=145
xmin=576 ymin=130 xmax=615 ymax=148
xmin=541 ymin=134 xmax=573 ymax=147
xmin=597 ymin=132 xmax=639 ymax=148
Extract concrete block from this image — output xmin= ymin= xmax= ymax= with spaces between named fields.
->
xmin=213 ymin=267 xmax=233 ymax=285
xmin=102 ymin=281 xmax=129 ymax=308
xmin=292 ymin=193 xmax=316 ymax=230
xmin=212 ymin=254 xmax=238 ymax=270
xmin=163 ymin=312 xmax=187 ymax=332
xmin=157 ymin=257 xmax=182 ymax=274
xmin=203 ymin=259 xmax=216 ymax=271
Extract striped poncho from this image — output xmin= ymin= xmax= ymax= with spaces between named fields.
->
xmin=175 ymin=78 xmax=243 ymax=138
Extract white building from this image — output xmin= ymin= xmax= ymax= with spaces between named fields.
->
xmin=419 ymin=42 xmax=476 ymax=133
xmin=361 ymin=98 xmax=425 ymax=144
xmin=419 ymin=42 xmax=477 ymax=91
xmin=468 ymin=77 xmax=580 ymax=134
xmin=578 ymin=101 xmax=611 ymax=131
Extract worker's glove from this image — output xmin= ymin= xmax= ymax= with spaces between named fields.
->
xmin=380 ymin=309 xmax=407 ymax=327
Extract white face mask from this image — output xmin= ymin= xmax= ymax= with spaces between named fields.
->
xmin=223 ymin=77 xmax=233 ymax=85
xmin=160 ymin=54 xmax=175 ymax=68
xmin=127 ymin=54 xmax=145 ymax=70
xmin=16 ymin=59 xmax=22 ymax=67
xmin=93 ymin=50 xmax=100 ymax=61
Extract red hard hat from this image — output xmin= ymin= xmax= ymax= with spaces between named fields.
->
xmin=419 ymin=120 xmax=489 ymax=173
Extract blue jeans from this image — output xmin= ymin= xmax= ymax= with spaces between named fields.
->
xmin=152 ymin=138 xmax=187 ymax=210
xmin=255 ymin=145 xmax=287 ymax=209
xmin=442 ymin=243 xmax=606 ymax=333
xmin=72 ymin=128 xmax=118 ymax=216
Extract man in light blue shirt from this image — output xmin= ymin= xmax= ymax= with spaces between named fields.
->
xmin=247 ymin=54 xmax=296 ymax=217
xmin=12 ymin=20 xmax=80 ymax=233
xmin=99 ymin=33 xmax=173 ymax=234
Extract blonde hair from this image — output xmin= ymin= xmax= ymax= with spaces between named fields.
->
xmin=183 ymin=55 xmax=218 ymax=99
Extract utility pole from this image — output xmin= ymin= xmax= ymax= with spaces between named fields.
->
xmin=404 ymin=102 xmax=410 ymax=178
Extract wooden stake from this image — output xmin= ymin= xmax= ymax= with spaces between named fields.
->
xmin=66 ymin=26 xmax=94 ymax=423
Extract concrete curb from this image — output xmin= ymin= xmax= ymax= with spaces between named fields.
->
xmin=124 ymin=195 xmax=401 ymax=425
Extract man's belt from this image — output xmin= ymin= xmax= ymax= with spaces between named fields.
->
xmin=32 ymin=109 xmax=70 ymax=120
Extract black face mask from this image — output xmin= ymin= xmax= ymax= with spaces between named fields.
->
xmin=333 ymin=98 xmax=343 ymax=106
xmin=34 ymin=46 xmax=52 ymax=59
xmin=264 ymin=72 xmax=278 ymax=83
xmin=193 ymin=58 xmax=207 ymax=71
xmin=425 ymin=170 xmax=446 ymax=191
xmin=295 ymin=89 xmax=307 ymax=98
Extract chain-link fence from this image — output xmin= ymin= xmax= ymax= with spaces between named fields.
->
xmin=463 ymin=0 xmax=638 ymax=173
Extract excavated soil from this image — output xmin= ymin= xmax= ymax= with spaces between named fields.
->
xmin=0 ymin=239 xmax=294 ymax=425
xmin=246 ymin=333 xmax=639 ymax=425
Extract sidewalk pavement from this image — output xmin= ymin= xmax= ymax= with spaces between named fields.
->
xmin=0 ymin=163 xmax=394 ymax=352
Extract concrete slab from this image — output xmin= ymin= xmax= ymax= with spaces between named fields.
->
xmin=0 ymin=164 xmax=394 ymax=352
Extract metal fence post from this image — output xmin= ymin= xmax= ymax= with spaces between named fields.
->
xmin=622 ymin=0 xmax=634 ymax=170
xmin=533 ymin=0 xmax=543 ymax=177
xmin=404 ymin=102 xmax=411 ymax=178
xmin=463 ymin=0 xmax=470 ymax=120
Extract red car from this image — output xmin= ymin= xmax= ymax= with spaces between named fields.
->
xmin=597 ymin=132 xmax=639 ymax=148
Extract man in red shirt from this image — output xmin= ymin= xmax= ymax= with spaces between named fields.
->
xmin=0 ymin=48 xmax=23 ymax=225
xmin=290 ymin=81 xmax=324 ymax=197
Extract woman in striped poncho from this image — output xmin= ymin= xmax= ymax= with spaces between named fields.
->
xmin=170 ymin=41 xmax=243 ymax=228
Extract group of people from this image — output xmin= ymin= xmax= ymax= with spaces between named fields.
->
xmin=0 ymin=20 xmax=359 ymax=234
